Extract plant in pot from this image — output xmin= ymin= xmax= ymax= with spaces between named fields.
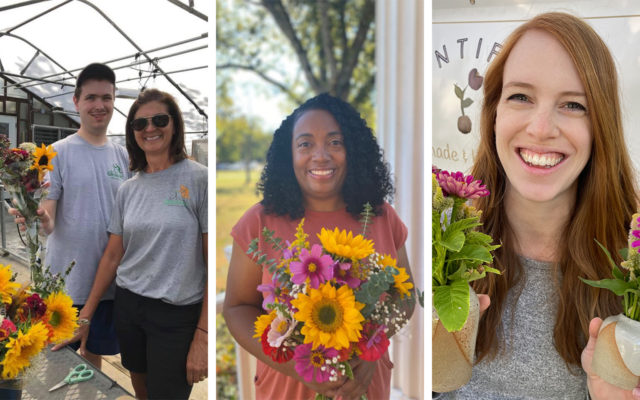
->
xmin=580 ymin=213 xmax=640 ymax=390
xmin=432 ymin=167 xmax=500 ymax=392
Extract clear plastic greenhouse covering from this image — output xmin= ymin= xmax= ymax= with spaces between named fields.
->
xmin=0 ymin=0 xmax=210 ymax=149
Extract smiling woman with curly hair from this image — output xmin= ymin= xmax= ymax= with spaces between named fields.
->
xmin=258 ymin=93 xmax=394 ymax=219
xmin=224 ymin=93 xmax=415 ymax=400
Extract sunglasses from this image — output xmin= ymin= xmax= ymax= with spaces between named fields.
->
xmin=130 ymin=114 xmax=170 ymax=131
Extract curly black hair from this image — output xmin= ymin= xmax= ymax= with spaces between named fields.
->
xmin=258 ymin=93 xmax=394 ymax=219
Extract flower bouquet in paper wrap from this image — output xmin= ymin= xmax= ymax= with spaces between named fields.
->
xmin=432 ymin=166 xmax=500 ymax=392
xmin=0 ymin=262 xmax=77 ymax=383
xmin=249 ymin=204 xmax=414 ymax=400
xmin=580 ymin=213 xmax=640 ymax=390
xmin=0 ymin=135 xmax=57 ymax=280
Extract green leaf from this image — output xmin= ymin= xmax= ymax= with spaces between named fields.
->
xmin=464 ymin=231 xmax=494 ymax=247
xmin=620 ymin=247 xmax=629 ymax=260
xmin=461 ymin=98 xmax=474 ymax=108
xmin=448 ymin=244 xmax=493 ymax=263
xmin=579 ymin=277 xmax=633 ymax=296
xmin=433 ymin=281 xmax=470 ymax=332
xmin=439 ymin=230 xmax=465 ymax=252
xmin=454 ymin=84 xmax=464 ymax=99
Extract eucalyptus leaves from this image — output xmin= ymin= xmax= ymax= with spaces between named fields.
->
xmin=432 ymin=167 xmax=500 ymax=332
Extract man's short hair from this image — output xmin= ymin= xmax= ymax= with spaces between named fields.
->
xmin=74 ymin=63 xmax=116 ymax=99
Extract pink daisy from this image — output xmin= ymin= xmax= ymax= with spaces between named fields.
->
xmin=289 ymin=244 xmax=334 ymax=289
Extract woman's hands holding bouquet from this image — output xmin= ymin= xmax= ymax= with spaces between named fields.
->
xmin=582 ymin=318 xmax=640 ymax=400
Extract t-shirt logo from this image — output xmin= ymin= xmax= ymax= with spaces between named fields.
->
xmin=164 ymin=184 xmax=189 ymax=206
xmin=107 ymin=163 xmax=125 ymax=180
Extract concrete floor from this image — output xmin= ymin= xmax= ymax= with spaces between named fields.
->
xmin=0 ymin=209 xmax=209 ymax=399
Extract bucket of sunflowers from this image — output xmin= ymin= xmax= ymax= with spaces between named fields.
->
xmin=432 ymin=167 xmax=500 ymax=392
xmin=249 ymin=204 xmax=415 ymax=400
xmin=0 ymin=262 xmax=77 ymax=398
xmin=0 ymin=135 xmax=77 ymax=398
xmin=580 ymin=213 xmax=640 ymax=390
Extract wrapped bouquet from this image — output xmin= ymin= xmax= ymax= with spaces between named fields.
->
xmin=249 ymin=205 xmax=414 ymax=400
xmin=0 ymin=134 xmax=57 ymax=279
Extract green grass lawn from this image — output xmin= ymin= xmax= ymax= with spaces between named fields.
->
xmin=216 ymin=168 xmax=262 ymax=293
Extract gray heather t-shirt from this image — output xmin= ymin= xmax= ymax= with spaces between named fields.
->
xmin=441 ymin=257 xmax=588 ymax=400
xmin=45 ymin=133 xmax=130 ymax=304
xmin=108 ymin=159 xmax=207 ymax=305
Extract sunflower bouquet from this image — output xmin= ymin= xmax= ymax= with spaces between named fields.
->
xmin=0 ymin=134 xmax=57 ymax=279
xmin=249 ymin=205 xmax=414 ymax=400
xmin=0 ymin=262 xmax=77 ymax=380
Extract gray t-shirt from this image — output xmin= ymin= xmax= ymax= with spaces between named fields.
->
xmin=441 ymin=257 xmax=588 ymax=400
xmin=108 ymin=159 xmax=207 ymax=305
xmin=45 ymin=133 xmax=130 ymax=304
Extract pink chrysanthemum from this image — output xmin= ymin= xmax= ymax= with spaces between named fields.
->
xmin=290 ymin=244 xmax=334 ymax=289
xmin=436 ymin=170 xmax=489 ymax=199
xmin=293 ymin=343 xmax=339 ymax=383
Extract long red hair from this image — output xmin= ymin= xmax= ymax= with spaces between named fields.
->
xmin=471 ymin=12 xmax=638 ymax=366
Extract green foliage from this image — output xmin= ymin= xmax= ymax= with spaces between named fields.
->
xmin=359 ymin=202 xmax=374 ymax=237
xmin=355 ymin=266 xmax=396 ymax=317
xmin=216 ymin=114 xmax=271 ymax=165
xmin=433 ymin=280 xmax=470 ymax=332
xmin=216 ymin=0 xmax=376 ymax=124
xmin=581 ymin=239 xmax=640 ymax=321
xmin=216 ymin=314 xmax=239 ymax=399
xmin=432 ymin=193 xmax=500 ymax=332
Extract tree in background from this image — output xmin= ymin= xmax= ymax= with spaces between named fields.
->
xmin=216 ymin=0 xmax=376 ymax=122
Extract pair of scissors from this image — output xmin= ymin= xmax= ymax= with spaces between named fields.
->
xmin=48 ymin=363 xmax=94 ymax=392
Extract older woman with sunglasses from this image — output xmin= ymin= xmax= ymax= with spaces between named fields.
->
xmin=73 ymin=89 xmax=208 ymax=400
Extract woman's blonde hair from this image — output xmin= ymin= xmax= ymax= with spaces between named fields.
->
xmin=472 ymin=12 xmax=637 ymax=366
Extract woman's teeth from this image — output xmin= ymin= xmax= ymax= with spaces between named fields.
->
xmin=520 ymin=150 xmax=563 ymax=168
xmin=310 ymin=169 xmax=333 ymax=176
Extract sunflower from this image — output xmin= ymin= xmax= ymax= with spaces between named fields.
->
xmin=318 ymin=228 xmax=374 ymax=261
xmin=292 ymin=282 xmax=364 ymax=350
xmin=0 ymin=264 xmax=20 ymax=305
xmin=1 ymin=321 xmax=49 ymax=379
xmin=392 ymin=266 xmax=413 ymax=299
xmin=44 ymin=292 xmax=78 ymax=343
xmin=253 ymin=310 xmax=277 ymax=338
xmin=379 ymin=254 xmax=397 ymax=269
xmin=30 ymin=143 xmax=57 ymax=180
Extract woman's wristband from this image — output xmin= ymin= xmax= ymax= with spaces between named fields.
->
xmin=197 ymin=326 xmax=207 ymax=334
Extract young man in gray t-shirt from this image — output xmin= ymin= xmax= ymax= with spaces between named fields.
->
xmin=27 ymin=63 xmax=130 ymax=369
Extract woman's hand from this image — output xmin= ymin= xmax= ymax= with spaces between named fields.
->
xmin=186 ymin=328 xmax=208 ymax=385
xmin=334 ymin=358 xmax=377 ymax=399
xmin=582 ymin=318 xmax=640 ymax=400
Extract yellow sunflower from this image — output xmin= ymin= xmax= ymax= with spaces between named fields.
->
xmin=392 ymin=266 xmax=413 ymax=299
xmin=292 ymin=282 xmax=364 ymax=350
xmin=318 ymin=228 xmax=374 ymax=261
xmin=253 ymin=310 xmax=277 ymax=338
xmin=30 ymin=143 xmax=57 ymax=180
xmin=44 ymin=292 xmax=78 ymax=343
xmin=0 ymin=264 xmax=20 ymax=305
xmin=1 ymin=321 xmax=49 ymax=379
xmin=379 ymin=254 xmax=397 ymax=269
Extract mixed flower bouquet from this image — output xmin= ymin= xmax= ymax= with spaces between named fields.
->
xmin=432 ymin=166 xmax=500 ymax=332
xmin=580 ymin=213 xmax=640 ymax=321
xmin=249 ymin=205 xmax=414 ymax=400
xmin=0 ymin=262 xmax=77 ymax=380
xmin=0 ymin=134 xmax=57 ymax=279
xmin=0 ymin=134 xmax=77 ymax=381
